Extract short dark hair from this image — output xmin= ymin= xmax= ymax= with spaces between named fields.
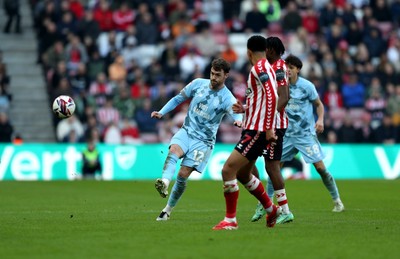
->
xmin=285 ymin=54 xmax=303 ymax=69
xmin=247 ymin=35 xmax=267 ymax=52
xmin=266 ymin=36 xmax=285 ymax=56
xmin=211 ymin=58 xmax=231 ymax=73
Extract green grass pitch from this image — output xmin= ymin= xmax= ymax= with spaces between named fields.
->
xmin=0 ymin=180 xmax=399 ymax=259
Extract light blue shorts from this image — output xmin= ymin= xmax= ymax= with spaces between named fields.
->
xmin=170 ymin=128 xmax=213 ymax=173
xmin=281 ymin=135 xmax=325 ymax=164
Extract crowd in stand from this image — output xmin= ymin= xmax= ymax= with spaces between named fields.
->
xmin=0 ymin=49 xmax=15 ymax=143
xmin=18 ymin=0 xmax=400 ymax=144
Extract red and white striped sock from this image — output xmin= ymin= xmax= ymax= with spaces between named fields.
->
xmin=275 ymin=189 xmax=289 ymax=213
xmin=245 ymin=175 xmax=273 ymax=212
xmin=223 ymin=179 xmax=239 ymax=220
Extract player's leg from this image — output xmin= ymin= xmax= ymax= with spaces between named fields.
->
xmin=263 ymin=129 xmax=294 ymax=223
xmin=156 ymin=166 xmax=193 ymax=221
xmin=313 ymin=160 xmax=345 ymax=212
xmin=296 ymin=136 xmax=344 ymax=212
xmin=155 ymin=129 xmax=187 ymax=198
xmin=213 ymin=130 xmax=260 ymax=230
xmin=157 ymin=140 xmax=212 ymax=220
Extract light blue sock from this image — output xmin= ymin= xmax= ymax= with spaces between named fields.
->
xmin=266 ymin=177 xmax=274 ymax=199
xmin=162 ymin=153 xmax=179 ymax=182
xmin=167 ymin=176 xmax=187 ymax=207
xmin=321 ymin=171 xmax=340 ymax=200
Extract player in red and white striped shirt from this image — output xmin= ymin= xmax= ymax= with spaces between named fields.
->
xmin=213 ymin=35 xmax=281 ymax=230
xmin=249 ymin=36 xmax=294 ymax=224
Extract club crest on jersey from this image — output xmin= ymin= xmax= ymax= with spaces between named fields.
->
xmin=275 ymin=69 xmax=286 ymax=80
xmin=259 ymin=72 xmax=269 ymax=84
xmin=246 ymin=87 xmax=252 ymax=96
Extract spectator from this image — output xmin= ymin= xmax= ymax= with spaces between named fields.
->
xmin=108 ymin=55 xmax=127 ymax=84
xmin=171 ymin=14 xmax=195 ymax=39
xmin=93 ymin=0 xmax=114 ymax=32
xmin=373 ymin=0 xmax=392 ymax=22
xmin=76 ymin=9 xmax=101 ymax=42
xmin=120 ymin=118 xmax=141 ymax=144
xmin=88 ymin=72 xmax=113 ymax=106
xmin=50 ymin=61 xmax=68 ymax=91
xmin=112 ymin=2 xmax=135 ymax=32
xmin=3 ymin=0 xmax=21 ymax=33
xmin=42 ymin=41 xmax=66 ymax=71
xmin=120 ymin=36 xmax=139 ymax=68
xmin=87 ymin=49 xmax=106 ymax=81
xmin=135 ymin=13 xmax=159 ymax=45
xmin=96 ymin=97 xmax=121 ymax=131
xmin=372 ymin=113 xmax=397 ymax=143
xmin=65 ymin=35 xmax=89 ymax=73
xmin=220 ymin=42 xmax=238 ymax=65
xmin=259 ymin=0 xmax=281 ymax=23
xmin=281 ymin=1 xmax=302 ymax=33
xmin=57 ymin=11 xmax=78 ymax=43
xmin=0 ymin=63 xmax=11 ymax=104
xmin=135 ymin=98 xmax=158 ymax=133
xmin=113 ymin=86 xmax=136 ymax=119
xmin=323 ymin=82 xmax=343 ymax=111
xmin=194 ymin=25 xmax=219 ymax=58
xmin=56 ymin=114 xmax=84 ymax=142
xmin=0 ymin=112 xmax=13 ymax=142
xmin=103 ymin=122 xmax=122 ymax=144
xmin=336 ymin=115 xmax=361 ymax=143
xmin=70 ymin=63 xmax=90 ymax=95
xmin=202 ymin=0 xmax=223 ymax=24
xmin=319 ymin=2 xmax=338 ymax=32
xmin=302 ymin=8 xmax=319 ymax=34
xmin=69 ymin=0 xmax=84 ymax=20
xmin=365 ymin=88 xmax=386 ymax=130
xmin=244 ymin=0 xmax=268 ymax=33
xmin=341 ymin=73 xmax=366 ymax=108
xmin=179 ymin=48 xmax=207 ymax=80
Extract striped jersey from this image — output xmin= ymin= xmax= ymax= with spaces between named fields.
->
xmin=243 ymin=58 xmax=278 ymax=131
xmin=272 ymin=58 xmax=289 ymax=129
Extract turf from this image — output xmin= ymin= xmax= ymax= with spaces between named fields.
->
xmin=0 ymin=180 xmax=399 ymax=259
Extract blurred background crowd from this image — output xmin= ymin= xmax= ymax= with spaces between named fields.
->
xmin=2 ymin=0 xmax=400 ymax=144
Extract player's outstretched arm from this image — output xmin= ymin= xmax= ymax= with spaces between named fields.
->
xmin=151 ymin=111 xmax=163 ymax=119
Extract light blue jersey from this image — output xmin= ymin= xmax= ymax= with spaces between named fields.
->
xmin=159 ymin=78 xmax=242 ymax=146
xmin=282 ymin=76 xmax=325 ymax=163
xmin=285 ymin=76 xmax=319 ymax=137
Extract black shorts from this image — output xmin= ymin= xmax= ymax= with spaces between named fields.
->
xmin=234 ymin=130 xmax=268 ymax=161
xmin=262 ymin=128 xmax=286 ymax=161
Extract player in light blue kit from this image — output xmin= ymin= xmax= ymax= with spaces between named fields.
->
xmin=151 ymin=58 xmax=243 ymax=221
xmin=269 ymin=54 xmax=345 ymax=212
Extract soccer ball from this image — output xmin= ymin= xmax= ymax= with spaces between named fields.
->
xmin=52 ymin=95 xmax=76 ymax=119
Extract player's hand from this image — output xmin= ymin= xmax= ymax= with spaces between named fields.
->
xmin=232 ymin=99 xmax=245 ymax=114
xmin=151 ymin=111 xmax=163 ymax=119
xmin=233 ymin=121 xmax=242 ymax=128
xmin=315 ymin=120 xmax=324 ymax=134
xmin=265 ymin=129 xmax=278 ymax=143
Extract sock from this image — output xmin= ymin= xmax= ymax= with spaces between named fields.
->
xmin=167 ymin=175 xmax=187 ymax=208
xmin=164 ymin=204 xmax=173 ymax=214
xmin=161 ymin=153 xmax=179 ymax=186
xmin=244 ymin=175 xmax=273 ymax=212
xmin=320 ymin=171 xmax=340 ymax=200
xmin=275 ymin=189 xmax=289 ymax=214
xmin=266 ymin=177 xmax=274 ymax=200
xmin=223 ymin=179 xmax=239 ymax=219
